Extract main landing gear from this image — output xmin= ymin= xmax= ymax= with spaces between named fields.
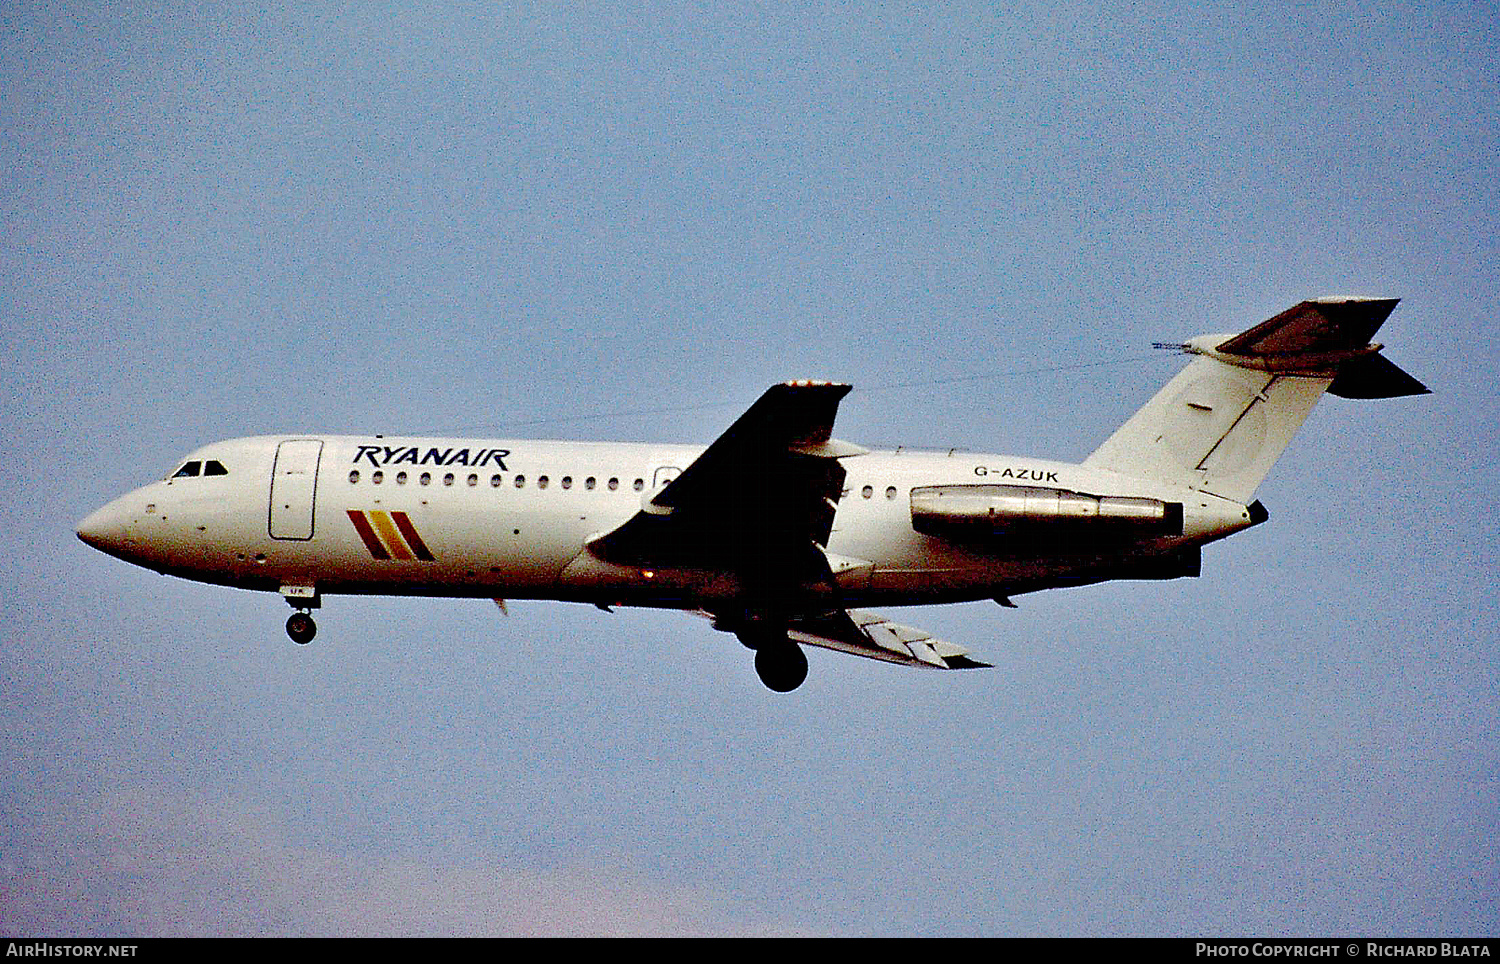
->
xmin=755 ymin=643 xmax=808 ymax=692
xmin=735 ymin=626 xmax=809 ymax=692
xmin=285 ymin=611 xmax=317 ymax=645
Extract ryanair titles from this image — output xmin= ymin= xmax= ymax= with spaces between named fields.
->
xmin=353 ymin=444 xmax=510 ymax=470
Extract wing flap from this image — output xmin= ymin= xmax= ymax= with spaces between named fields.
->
xmin=786 ymin=609 xmax=992 ymax=670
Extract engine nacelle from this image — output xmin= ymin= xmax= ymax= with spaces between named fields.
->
xmin=910 ymin=484 xmax=1183 ymax=539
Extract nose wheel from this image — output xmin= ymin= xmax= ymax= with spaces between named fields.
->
xmin=286 ymin=611 xmax=317 ymax=645
xmin=280 ymin=584 xmax=320 ymax=645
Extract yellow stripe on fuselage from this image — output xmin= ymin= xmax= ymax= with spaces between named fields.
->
xmin=367 ymin=510 xmax=415 ymax=561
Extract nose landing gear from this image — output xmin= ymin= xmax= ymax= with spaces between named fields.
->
xmin=285 ymin=611 xmax=317 ymax=645
xmin=280 ymin=583 xmax=320 ymax=645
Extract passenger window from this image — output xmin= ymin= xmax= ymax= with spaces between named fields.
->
xmin=490 ymin=474 xmax=502 ymax=487
xmin=203 ymin=460 xmax=228 ymax=476
xmin=349 ymin=470 xmax=360 ymax=484
xmin=443 ymin=473 xmax=454 ymax=486
xmin=607 ymin=477 xmax=619 ymax=491
xmin=885 ymin=486 xmax=897 ymax=500
xmin=420 ymin=472 xmax=431 ymax=486
xmin=396 ymin=471 xmax=408 ymax=485
xmin=515 ymin=475 xmax=526 ymax=488
xmin=538 ymin=475 xmax=549 ymax=489
xmin=372 ymin=471 xmax=384 ymax=484
xmin=585 ymin=477 xmax=596 ymax=490
xmin=172 ymin=461 xmax=201 ymax=479
xmin=467 ymin=474 xmax=478 ymax=487
xmin=861 ymin=485 xmax=873 ymax=499
xmin=561 ymin=476 xmax=572 ymax=490
xmin=632 ymin=478 xmax=644 ymax=491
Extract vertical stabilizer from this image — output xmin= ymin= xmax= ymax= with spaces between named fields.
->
xmin=1083 ymin=298 xmax=1426 ymax=503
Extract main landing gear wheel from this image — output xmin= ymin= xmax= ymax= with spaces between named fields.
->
xmin=754 ymin=642 xmax=808 ymax=693
xmin=286 ymin=611 xmax=317 ymax=645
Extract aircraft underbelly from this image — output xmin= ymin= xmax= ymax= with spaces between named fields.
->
xmin=841 ymin=530 xmax=1183 ymax=599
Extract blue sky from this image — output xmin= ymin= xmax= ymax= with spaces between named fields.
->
xmin=3 ymin=1 xmax=1496 ymax=935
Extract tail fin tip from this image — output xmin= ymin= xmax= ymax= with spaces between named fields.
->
xmin=1084 ymin=296 xmax=1428 ymax=502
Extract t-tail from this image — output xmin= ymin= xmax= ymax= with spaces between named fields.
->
xmin=1084 ymin=297 xmax=1429 ymax=503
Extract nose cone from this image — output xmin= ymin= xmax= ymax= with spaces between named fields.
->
xmin=76 ymin=499 xmax=131 ymax=557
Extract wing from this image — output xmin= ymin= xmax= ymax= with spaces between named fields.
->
xmin=786 ymin=609 xmax=992 ymax=670
xmin=590 ymin=383 xmax=992 ymax=676
xmin=588 ymin=381 xmax=865 ymax=593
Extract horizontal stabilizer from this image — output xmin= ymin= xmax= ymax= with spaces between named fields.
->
xmin=1215 ymin=297 xmax=1399 ymax=359
xmin=1328 ymin=352 xmax=1431 ymax=398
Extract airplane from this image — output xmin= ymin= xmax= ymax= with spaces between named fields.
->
xmin=76 ymin=297 xmax=1428 ymax=691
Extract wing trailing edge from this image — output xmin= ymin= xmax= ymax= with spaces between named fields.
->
xmin=785 ymin=609 xmax=992 ymax=670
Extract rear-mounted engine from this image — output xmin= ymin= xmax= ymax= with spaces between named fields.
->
xmin=910 ymin=484 xmax=1184 ymax=539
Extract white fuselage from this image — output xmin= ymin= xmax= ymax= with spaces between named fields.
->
xmin=74 ymin=300 xmax=1418 ymax=688
xmin=77 ymin=434 xmax=1257 ymax=611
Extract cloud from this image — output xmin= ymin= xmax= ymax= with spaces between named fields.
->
xmin=1 ymin=790 xmax=811 ymax=937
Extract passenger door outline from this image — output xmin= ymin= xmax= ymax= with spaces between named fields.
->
xmin=269 ymin=439 xmax=323 ymax=541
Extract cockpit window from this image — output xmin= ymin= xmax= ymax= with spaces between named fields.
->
xmin=170 ymin=459 xmax=227 ymax=479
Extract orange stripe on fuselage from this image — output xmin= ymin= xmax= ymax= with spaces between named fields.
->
xmin=367 ymin=510 xmax=415 ymax=561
